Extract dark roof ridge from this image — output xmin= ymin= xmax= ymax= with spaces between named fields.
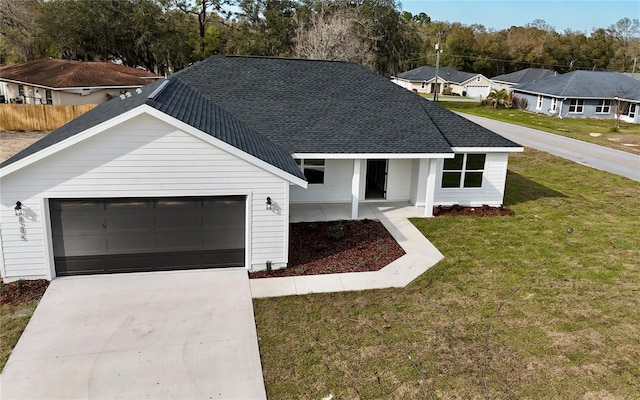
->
xmin=222 ymin=54 xmax=354 ymax=64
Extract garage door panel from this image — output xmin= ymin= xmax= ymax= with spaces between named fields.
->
xmin=107 ymin=215 xmax=155 ymax=231
xmin=50 ymin=196 xmax=246 ymax=276
xmin=52 ymin=235 xmax=107 ymax=257
xmin=107 ymin=234 xmax=156 ymax=253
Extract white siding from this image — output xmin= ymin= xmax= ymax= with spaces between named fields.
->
xmin=290 ymin=159 xmax=353 ymax=203
xmin=433 ymin=153 xmax=509 ymax=206
xmin=410 ymin=159 xmax=430 ymax=205
xmin=385 ymin=159 xmax=412 ymax=201
xmin=0 ymin=113 xmax=289 ymax=280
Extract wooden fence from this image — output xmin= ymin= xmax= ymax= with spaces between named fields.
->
xmin=0 ymin=104 xmax=96 ymax=131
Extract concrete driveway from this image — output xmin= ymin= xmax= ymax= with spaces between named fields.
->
xmin=0 ymin=269 xmax=266 ymax=399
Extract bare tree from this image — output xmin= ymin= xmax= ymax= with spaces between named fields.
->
xmin=612 ymin=89 xmax=631 ymax=128
xmin=294 ymin=2 xmax=374 ymax=68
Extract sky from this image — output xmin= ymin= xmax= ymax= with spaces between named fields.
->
xmin=400 ymin=1 xmax=639 ymax=33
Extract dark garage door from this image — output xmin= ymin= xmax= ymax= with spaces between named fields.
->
xmin=50 ymin=196 xmax=245 ymax=276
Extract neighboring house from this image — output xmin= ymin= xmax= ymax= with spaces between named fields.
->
xmin=491 ymin=68 xmax=557 ymax=92
xmin=512 ymin=70 xmax=640 ymax=124
xmin=392 ymin=65 xmax=494 ymax=98
xmin=0 ymin=56 xmax=522 ymax=282
xmin=0 ymin=58 xmax=160 ymax=105
xmin=623 ymin=72 xmax=640 ymax=81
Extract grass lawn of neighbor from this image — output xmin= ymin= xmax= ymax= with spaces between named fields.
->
xmin=440 ymin=102 xmax=640 ymax=155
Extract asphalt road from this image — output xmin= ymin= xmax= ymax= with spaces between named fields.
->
xmin=458 ymin=113 xmax=640 ymax=182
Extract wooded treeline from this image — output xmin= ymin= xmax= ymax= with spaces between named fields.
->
xmin=1 ymin=0 xmax=638 ymax=77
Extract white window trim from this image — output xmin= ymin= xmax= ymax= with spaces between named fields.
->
xmin=595 ymin=99 xmax=611 ymax=114
xmin=536 ymin=95 xmax=543 ymax=110
xmin=296 ymin=158 xmax=326 ymax=185
xmin=568 ymin=99 xmax=584 ymax=114
xmin=550 ymin=98 xmax=557 ymax=112
xmin=441 ymin=153 xmax=486 ymax=189
xmin=629 ymin=103 xmax=637 ymax=119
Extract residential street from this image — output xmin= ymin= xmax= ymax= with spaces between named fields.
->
xmin=459 ymin=113 xmax=640 ymax=182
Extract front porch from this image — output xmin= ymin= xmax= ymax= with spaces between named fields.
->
xmin=290 ymin=201 xmax=428 ymax=223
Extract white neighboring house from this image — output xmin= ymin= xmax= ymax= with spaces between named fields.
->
xmin=0 ymin=56 xmax=523 ymax=282
xmin=391 ymin=65 xmax=494 ymax=98
xmin=0 ymin=58 xmax=160 ymax=105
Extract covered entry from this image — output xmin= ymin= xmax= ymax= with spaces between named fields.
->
xmin=50 ymin=196 xmax=245 ymax=276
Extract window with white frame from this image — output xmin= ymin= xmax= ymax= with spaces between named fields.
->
xmin=568 ymin=99 xmax=584 ymax=113
xmin=45 ymin=90 xmax=53 ymax=105
xmin=629 ymin=104 xmax=637 ymax=119
xmin=441 ymin=154 xmax=486 ymax=188
xmin=550 ymin=98 xmax=557 ymax=112
xmin=18 ymin=85 xmax=25 ymax=99
xmin=596 ymin=99 xmax=611 ymax=113
xmin=536 ymin=95 xmax=543 ymax=110
xmin=421 ymin=82 xmax=425 ymax=88
xmin=295 ymin=159 xmax=325 ymax=184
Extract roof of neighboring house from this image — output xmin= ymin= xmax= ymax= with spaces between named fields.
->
xmin=0 ymin=58 xmax=160 ymax=88
xmin=1 ymin=56 xmax=520 ymax=176
xmin=491 ymin=68 xmax=557 ymax=85
xmin=395 ymin=65 xmax=483 ymax=85
xmin=512 ymin=70 xmax=640 ymax=100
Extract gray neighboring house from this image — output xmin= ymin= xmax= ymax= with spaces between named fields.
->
xmin=491 ymin=68 xmax=557 ymax=91
xmin=511 ymin=70 xmax=640 ymax=124
xmin=0 ymin=55 xmax=522 ymax=282
xmin=392 ymin=65 xmax=494 ymax=98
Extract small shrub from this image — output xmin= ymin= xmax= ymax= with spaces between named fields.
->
xmin=265 ymin=260 xmax=272 ymax=273
xmin=609 ymin=126 xmax=619 ymax=133
xmin=328 ymin=223 xmax=345 ymax=241
xmin=315 ymin=243 xmax=327 ymax=252
xmin=359 ymin=261 xmax=366 ymax=267
xmin=329 ymin=265 xmax=338 ymax=273
xmin=296 ymin=267 xmax=306 ymax=275
xmin=442 ymin=88 xmax=452 ymax=95
xmin=16 ymin=279 xmax=25 ymax=292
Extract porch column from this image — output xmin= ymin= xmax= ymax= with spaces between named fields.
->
xmin=424 ymin=158 xmax=437 ymax=217
xmin=351 ymin=159 xmax=361 ymax=219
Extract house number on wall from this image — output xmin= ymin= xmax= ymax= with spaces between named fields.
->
xmin=18 ymin=215 xmax=27 ymax=241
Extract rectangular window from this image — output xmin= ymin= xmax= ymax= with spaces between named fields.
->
xmin=536 ymin=95 xmax=543 ymax=110
xmin=18 ymin=84 xmax=24 ymax=100
xmin=551 ymin=98 xmax=557 ymax=112
xmin=295 ymin=159 xmax=325 ymax=184
xmin=629 ymin=104 xmax=637 ymax=119
xmin=569 ymin=99 xmax=584 ymax=113
xmin=595 ymin=99 xmax=610 ymax=114
xmin=441 ymin=153 xmax=486 ymax=188
xmin=45 ymin=89 xmax=53 ymax=105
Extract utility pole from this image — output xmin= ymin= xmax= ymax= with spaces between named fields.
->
xmin=433 ymin=32 xmax=442 ymax=101
xmin=633 ymin=57 xmax=637 ymax=79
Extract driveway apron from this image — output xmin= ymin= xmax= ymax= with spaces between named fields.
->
xmin=0 ymin=269 xmax=267 ymax=399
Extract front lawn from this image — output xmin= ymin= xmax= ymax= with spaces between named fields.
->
xmin=439 ymin=102 xmax=640 ymax=154
xmin=254 ymin=149 xmax=640 ymax=399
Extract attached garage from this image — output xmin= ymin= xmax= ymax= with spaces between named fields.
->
xmin=465 ymin=85 xmax=490 ymax=99
xmin=50 ymin=196 xmax=246 ymax=276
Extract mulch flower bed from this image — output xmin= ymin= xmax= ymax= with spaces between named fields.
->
xmin=433 ymin=204 xmax=515 ymax=217
xmin=249 ymin=219 xmax=405 ymax=278
xmin=0 ymin=279 xmax=49 ymax=306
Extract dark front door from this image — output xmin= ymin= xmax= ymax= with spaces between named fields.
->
xmin=50 ymin=196 xmax=245 ymax=276
xmin=365 ymin=159 xmax=388 ymax=199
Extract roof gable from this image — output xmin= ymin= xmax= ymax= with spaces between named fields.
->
xmin=0 ymin=59 xmax=160 ymax=88
xmin=513 ymin=70 xmax=640 ymax=100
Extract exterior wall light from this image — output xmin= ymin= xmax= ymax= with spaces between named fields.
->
xmin=14 ymin=201 xmax=23 ymax=216
xmin=266 ymin=197 xmax=272 ymax=210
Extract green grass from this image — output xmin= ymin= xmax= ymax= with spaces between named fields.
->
xmin=254 ymin=149 xmax=640 ymax=399
xmin=439 ymin=102 xmax=640 ymax=154
xmin=0 ymin=301 xmax=39 ymax=370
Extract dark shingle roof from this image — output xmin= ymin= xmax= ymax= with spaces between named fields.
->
xmin=491 ymin=68 xmax=556 ymax=85
xmin=2 ymin=56 xmax=521 ymax=174
xmin=513 ymin=70 xmax=640 ymax=100
xmin=396 ymin=65 xmax=480 ymax=84
xmin=0 ymin=58 xmax=160 ymax=88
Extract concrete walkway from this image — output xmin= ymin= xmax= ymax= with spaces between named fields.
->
xmin=1 ymin=269 xmax=267 ymax=400
xmin=250 ymin=202 xmax=443 ymax=298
